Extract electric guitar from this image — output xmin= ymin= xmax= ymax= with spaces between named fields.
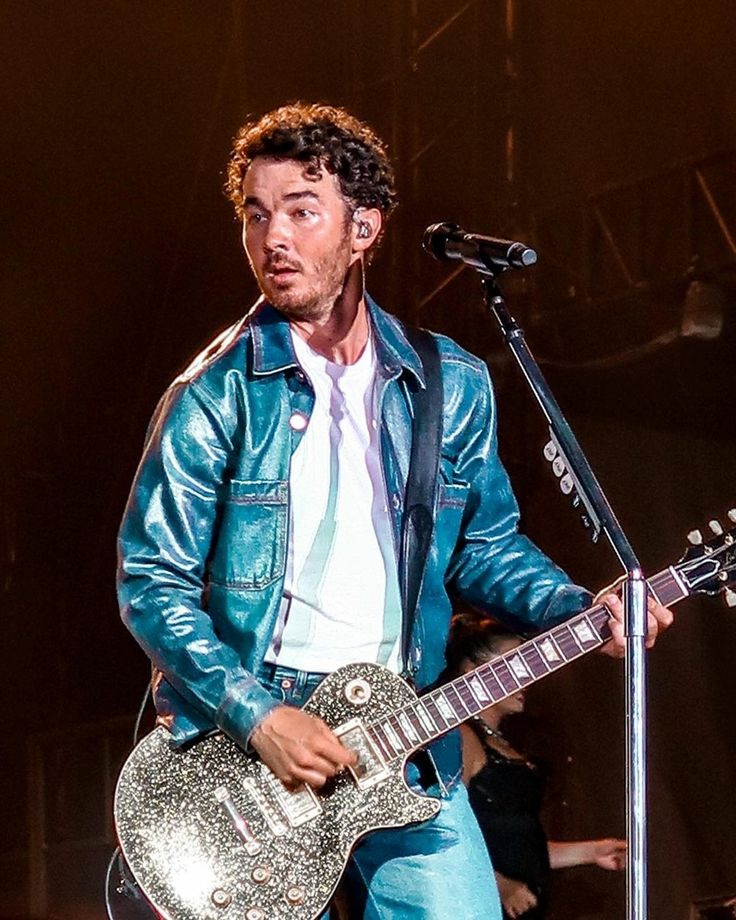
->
xmin=112 ymin=515 xmax=736 ymax=920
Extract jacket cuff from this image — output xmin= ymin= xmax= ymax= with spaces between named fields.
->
xmin=545 ymin=583 xmax=594 ymax=624
xmin=215 ymin=675 xmax=281 ymax=751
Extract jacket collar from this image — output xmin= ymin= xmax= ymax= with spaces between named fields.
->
xmin=248 ymin=294 xmax=426 ymax=387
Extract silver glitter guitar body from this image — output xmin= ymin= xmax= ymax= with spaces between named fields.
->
xmin=115 ymin=663 xmax=438 ymax=920
xmin=113 ymin=518 xmax=736 ymax=920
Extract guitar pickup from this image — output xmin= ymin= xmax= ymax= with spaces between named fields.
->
xmin=335 ymin=719 xmax=390 ymax=790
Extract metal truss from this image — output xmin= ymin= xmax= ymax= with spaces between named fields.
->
xmin=530 ymin=149 xmax=736 ymax=318
xmin=346 ymin=0 xmax=523 ymax=334
xmin=346 ymin=3 xmax=735 ymax=340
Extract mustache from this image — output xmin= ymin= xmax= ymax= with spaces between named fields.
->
xmin=265 ymin=257 xmax=301 ymax=272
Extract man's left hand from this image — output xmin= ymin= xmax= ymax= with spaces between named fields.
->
xmin=596 ymin=578 xmax=674 ymax=657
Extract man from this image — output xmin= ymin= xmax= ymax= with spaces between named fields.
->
xmin=117 ymin=103 xmax=671 ymax=919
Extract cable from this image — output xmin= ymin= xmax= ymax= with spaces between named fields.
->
xmin=132 ymin=679 xmax=152 ymax=746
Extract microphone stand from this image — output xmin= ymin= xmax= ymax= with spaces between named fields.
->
xmin=480 ymin=272 xmax=649 ymax=920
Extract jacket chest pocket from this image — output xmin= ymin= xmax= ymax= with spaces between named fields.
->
xmin=209 ymin=479 xmax=288 ymax=589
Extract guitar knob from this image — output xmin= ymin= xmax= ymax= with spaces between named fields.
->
xmin=251 ymin=866 xmax=271 ymax=884
xmin=211 ymin=889 xmax=232 ymax=908
xmin=728 ymin=508 xmax=736 ymax=523
xmin=286 ymin=885 xmax=306 ymax=905
xmin=687 ymin=530 xmax=703 ymax=545
xmin=724 ymin=588 xmax=736 ymax=608
xmin=709 ymin=520 xmax=724 ymax=536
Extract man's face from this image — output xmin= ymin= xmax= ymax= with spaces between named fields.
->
xmin=241 ymin=156 xmax=356 ymax=321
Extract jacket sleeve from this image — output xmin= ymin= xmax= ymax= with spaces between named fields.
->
xmin=446 ymin=362 xmax=591 ymax=630
xmin=116 ymin=377 xmax=279 ymax=749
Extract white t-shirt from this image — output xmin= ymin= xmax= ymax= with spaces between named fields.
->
xmin=265 ymin=329 xmax=402 ymax=673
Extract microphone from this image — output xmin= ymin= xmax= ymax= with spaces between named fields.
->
xmin=423 ymin=221 xmax=537 ymax=273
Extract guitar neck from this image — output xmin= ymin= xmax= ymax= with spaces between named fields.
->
xmin=366 ymin=565 xmax=690 ymax=761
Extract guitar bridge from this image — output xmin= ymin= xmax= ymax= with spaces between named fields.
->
xmin=261 ymin=768 xmax=323 ymax=827
xmin=335 ymin=719 xmax=390 ymax=790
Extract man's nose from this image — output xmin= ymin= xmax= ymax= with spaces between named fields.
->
xmin=263 ymin=213 xmax=291 ymax=251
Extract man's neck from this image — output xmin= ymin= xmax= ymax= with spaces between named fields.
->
xmin=289 ymin=262 xmax=370 ymax=364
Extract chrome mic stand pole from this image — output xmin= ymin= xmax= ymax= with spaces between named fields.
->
xmin=480 ymin=274 xmax=649 ymax=920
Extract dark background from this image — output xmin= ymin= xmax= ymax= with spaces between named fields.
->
xmin=2 ymin=2 xmax=735 ymax=918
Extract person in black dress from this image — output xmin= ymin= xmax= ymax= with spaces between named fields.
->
xmin=447 ymin=614 xmax=626 ymax=919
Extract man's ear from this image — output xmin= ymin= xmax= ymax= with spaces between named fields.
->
xmin=351 ymin=207 xmax=383 ymax=252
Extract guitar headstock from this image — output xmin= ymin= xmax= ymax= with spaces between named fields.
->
xmin=676 ymin=510 xmax=736 ymax=605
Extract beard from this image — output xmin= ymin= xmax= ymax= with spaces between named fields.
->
xmin=254 ymin=230 xmax=354 ymax=321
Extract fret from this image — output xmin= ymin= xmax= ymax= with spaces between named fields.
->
xmin=475 ymin=662 xmax=505 ymax=701
xmin=569 ymin=615 xmax=601 ymax=650
xmin=431 ymin=691 xmax=456 ymax=725
xmin=409 ymin=707 xmax=432 ymax=742
xmin=522 ymin=641 xmax=551 ymax=675
xmin=414 ymin=700 xmax=439 ymax=735
xmin=536 ymin=633 xmax=564 ymax=667
xmin=587 ymin=605 xmax=611 ymax=638
xmin=490 ymin=659 xmax=520 ymax=694
xmin=505 ymin=651 xmax=533 ymax=684
xmin=397 ymin=710 xmax=425 ymax=745
xmin=647 ymin=577 xmax=664 ymax=605
xmin=422 ymin=695 xmax=450 ymax=730
xmin=466 ymin=672 xmax=493 ymax=707
xmin=551 ymin=623 xmax=582 ymax=660
xmin=658 ymin=567 xmax=687 ymax=606
xmin=444 ymin=681 xmax=472 ymax=717
xmin=368 ymin=725 xmax=393 ymax=761
xmin=373 ymin=723 xmax=403 ymax=760
xmin=381 ymin=721 xmax=404 ymax=756
xmin=387 ymin=714 xmax=412 ymax=750
xmin=374 ymin=722 xmax=400 ymax=759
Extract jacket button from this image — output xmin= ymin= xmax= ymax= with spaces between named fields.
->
xmin=289 ymin=412 xmax=308 ymax=431
xmin=391 ymin=494 xmax=402 ymax=510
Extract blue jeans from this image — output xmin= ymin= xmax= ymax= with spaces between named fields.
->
xmin=257 ymin=663 xmax=503 ymax=920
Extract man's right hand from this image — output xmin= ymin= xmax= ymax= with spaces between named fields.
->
xmin=249 ymin=705 xmax=358 ymax=790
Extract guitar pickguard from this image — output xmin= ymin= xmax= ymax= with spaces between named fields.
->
xmin=114 ymin=664 xmax=440 ymax=920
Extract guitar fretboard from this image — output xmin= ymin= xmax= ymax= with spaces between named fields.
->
xmin=366 ymin=564 xmax=688 ymax=762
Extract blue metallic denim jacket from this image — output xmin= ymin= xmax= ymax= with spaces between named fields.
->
xmin=117 ymin=295 xmax=588 ymax=785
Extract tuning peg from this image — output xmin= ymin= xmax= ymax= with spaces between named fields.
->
xmin=687 ymin=530 xmax=703 ymax=545
xmin=728 ymin=509 xmax=736 ymax=524
xmin=552 ymin=457 xmax=565 ymax=478
xmin=709 ymin=520 xmax=724 ymax=536
xmin=543 ymin=441 xmax=557 ymax=461
xmin=725 ymin=587 xmax=736 ymax=608
xmin=560 ymin=474 xmax=574 ymax=495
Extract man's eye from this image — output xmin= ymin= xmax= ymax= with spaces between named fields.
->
xmin=294 ymin=209 xmax=314 ymax=220
xmin=246 ymin=212 xmax=266 ymax=225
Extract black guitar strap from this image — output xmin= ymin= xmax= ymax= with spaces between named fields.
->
xmin=399 ymin=327 xmax=443 ymax=677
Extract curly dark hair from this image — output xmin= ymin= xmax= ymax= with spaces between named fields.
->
xmin=225 ymin=102 xmax=398 ymax=227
